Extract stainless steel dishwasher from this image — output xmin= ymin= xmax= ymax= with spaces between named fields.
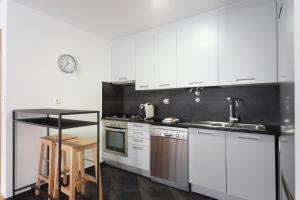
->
xmin=150 ymin=126 xmax=189 ymax=191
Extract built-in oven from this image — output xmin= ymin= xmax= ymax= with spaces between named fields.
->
xmin=103 ymin=120 xmax=128 ymax=157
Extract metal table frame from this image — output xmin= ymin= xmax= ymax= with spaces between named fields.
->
xmin=12 ymin=109 xmax=100 ymax=200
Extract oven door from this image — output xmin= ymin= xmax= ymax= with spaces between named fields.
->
xmin=104 ymin=127 xmax=128 ymax=156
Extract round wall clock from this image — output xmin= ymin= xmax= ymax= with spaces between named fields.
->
xmin=57 ymin=54 xmax=77 ymax=73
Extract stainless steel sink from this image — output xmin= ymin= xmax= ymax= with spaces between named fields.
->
xmin=227 ymin=123 xmax=266 ymax=131
xmin=179 ymin=121 xmax=266 ymax=131
xmin=179 ymin=121 xmax=230 ymax=128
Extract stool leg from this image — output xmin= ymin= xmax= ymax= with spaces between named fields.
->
xmin=62 ymin=151 xmax=68 ymax=185
xmin=35 ymin=142 xmax=45 ymax=196
xmin=75 ymin=152 xmax=81 ymax=193
xmin=80 ymin=151 xmax=85 ymax=194
xmin=53 ymin=151 xmax=60 ymax=199
xmin=69 ymin=149 xmax=76 ymax=200
xmin=48 ymin=142 xmax=56 ymax=197
xmin=93 ymin=144 xmax=103 ymax=200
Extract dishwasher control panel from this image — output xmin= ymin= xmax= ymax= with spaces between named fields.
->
xmin=150 ymin=126 xmax=188 ymax=140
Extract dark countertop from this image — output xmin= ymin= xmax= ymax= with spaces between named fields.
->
xmin=102 ymin=117 xmax=281 ymax=136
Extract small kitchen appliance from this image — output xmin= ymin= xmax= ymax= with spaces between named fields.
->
xmin=103 ymin=120 xmax=128 ymax=156
xmin=139 ymin=103 xmax=155 ymax=119
xmin=150 ymin=126 xmax=189 ymax=191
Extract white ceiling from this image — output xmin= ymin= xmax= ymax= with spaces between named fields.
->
xmin=13 ymin=0 xmax=241 ymax=40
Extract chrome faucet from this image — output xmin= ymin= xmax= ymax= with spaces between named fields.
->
xmin=226 ymin=97 xmax=239 ymax=125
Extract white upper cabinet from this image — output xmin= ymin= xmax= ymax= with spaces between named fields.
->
xmin=135 ymin=32 xmax=155 ymax=90
xmin=226 ymin=132 xmax=276 ymax=200
xmin=111 ymin=37 xmax=135 ymax=83
xmin=278 ymin=0 xmax=294 ymax=83
xmin=154 ymin=24 xmax=177 ymax=89
xmin=177 ymin=12 xmax=219 ymax=88
xmin=219 ymin=0 xmax=277 ymax=86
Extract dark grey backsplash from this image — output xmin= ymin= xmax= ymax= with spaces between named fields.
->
xmin=102 ymin=82 xmax=124 ymax=117
xmin=102 ymin=82 xmax=280 ymax=125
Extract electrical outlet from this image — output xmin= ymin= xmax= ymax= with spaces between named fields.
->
xmin=53 ymin=97 xmax=61 ymax=105
xmin=163 ymin=98 xmax=170 ymax=104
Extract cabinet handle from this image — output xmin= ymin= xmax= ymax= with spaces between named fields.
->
xmin=159 ymin=84 xmax=170 ymax=87
xmin=162 ymin=132 xmax=173 ymax=137
xmin=281 ymin=76 xmax=287 ymax=80
xmin=133 ymin=124 xmax=143 ymax=128
xmin=278 ymin=5 xmax=283 ymax=19
xmin=236 ymin=78 xmax=256 ymax=83
xmin=133 ymin=139 xmax=144 ymax=143
xmin=119 ymin=77 xmax=127 ymax=80
xmin=133 ymin=146 xmax=144 ymax=151
xmin=139 ymin=85 xmax=149 ymax=88
xmin=133 ymin=131 xmax=144 ymax=135
xmin=189 ymin=82 xmax=203 ymax=85
xmin=238 ymin=134 xmax=260 ymax=140
xmin=198 ymin=130 xmax=214 ymax=135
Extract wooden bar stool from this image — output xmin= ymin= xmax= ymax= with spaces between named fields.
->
xmin=35 ymin=134 xmax=77 ymax=198
xmin=53 ymin=137 xmax=103 ymax=200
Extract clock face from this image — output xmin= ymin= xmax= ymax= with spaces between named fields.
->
xmin=58 ymin=54 xmax=77 ymax=73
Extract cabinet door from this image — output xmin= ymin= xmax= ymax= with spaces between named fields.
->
xmin=219 ymin=0 xmax=277 ymax=85
xmin=128 ymin=144 xmax=150 ymax=171
xmin=154 ymin=24 xmax=177 ymax=89
xmin=278 ymin=0 xmax=294 ymax=83
xmin=177 ymin=12 xmax=219 ymax=88
xmin=189 ymin=128 xmax=226 ymax=192
xmin=226 ymin=132 xmax=276 ymax=200
xmin=135 ymin=32 xmax=155 ymax=90
xmin=111 ymin=37 xmax=135 ymax=82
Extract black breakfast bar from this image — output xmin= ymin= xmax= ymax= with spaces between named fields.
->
xmin=12 ymin=109 xmax=100 ymax=200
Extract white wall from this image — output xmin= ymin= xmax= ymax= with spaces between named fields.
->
xmin=2 ymin=0 xmax=111 ymax=197
xmin=0 ymin=0 xmax=6 ymax=29
xmin=0 ymin=0 xmax=7 ymax=198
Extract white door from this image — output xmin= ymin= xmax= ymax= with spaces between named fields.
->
xmin=278 ymin=0 xmax=294 ymax=83
xmin=154 ymin=24 xmax=177 ymax=89
xmin=219 ymin=0 xmax=277 ymax=85
xmin=177 ymin=12 xmax=219 ymax=88
xmin=111 ymin=37 xmax=135 ymax=82
xmin=135 ymin=32 xmax=155 ymax=90
xmin=279 ymin=135 xmax=295 ymax=200
xmin=189 ymin=128 xmax=226 ymax=192
xmin=226 ymin=132 xmax=276 ymax=200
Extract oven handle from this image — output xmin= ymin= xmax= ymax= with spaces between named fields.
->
xmin=106 ymin=127 xmax=126 ymax=132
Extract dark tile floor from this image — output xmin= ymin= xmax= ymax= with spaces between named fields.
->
xmin=19 ymin=163 xmax=215 ymax=200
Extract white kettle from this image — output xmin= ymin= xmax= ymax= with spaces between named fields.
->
xmin=139 ymin=103 xmax=155 ymax=119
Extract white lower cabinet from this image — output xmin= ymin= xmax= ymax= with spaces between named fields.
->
xmin=189 ymin=128 xmax=226 ymax=192
xmin=226 ymin=132 xmax=276 ymax=200
xmin=127 ymin=144 xmax=150 ymax=171
xmin=103 ymin=152 xmax=128 ymax=165
xmin=127 ymin=123 xmax=150 ymax=171
xmin=189 ymin=129 xmax=276 ymax=200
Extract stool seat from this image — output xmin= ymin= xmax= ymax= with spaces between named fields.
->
xmin=62 ymin=138 xmax=96 ymax=150
xmin=41 ymin=134 xmax=77 ymax=143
